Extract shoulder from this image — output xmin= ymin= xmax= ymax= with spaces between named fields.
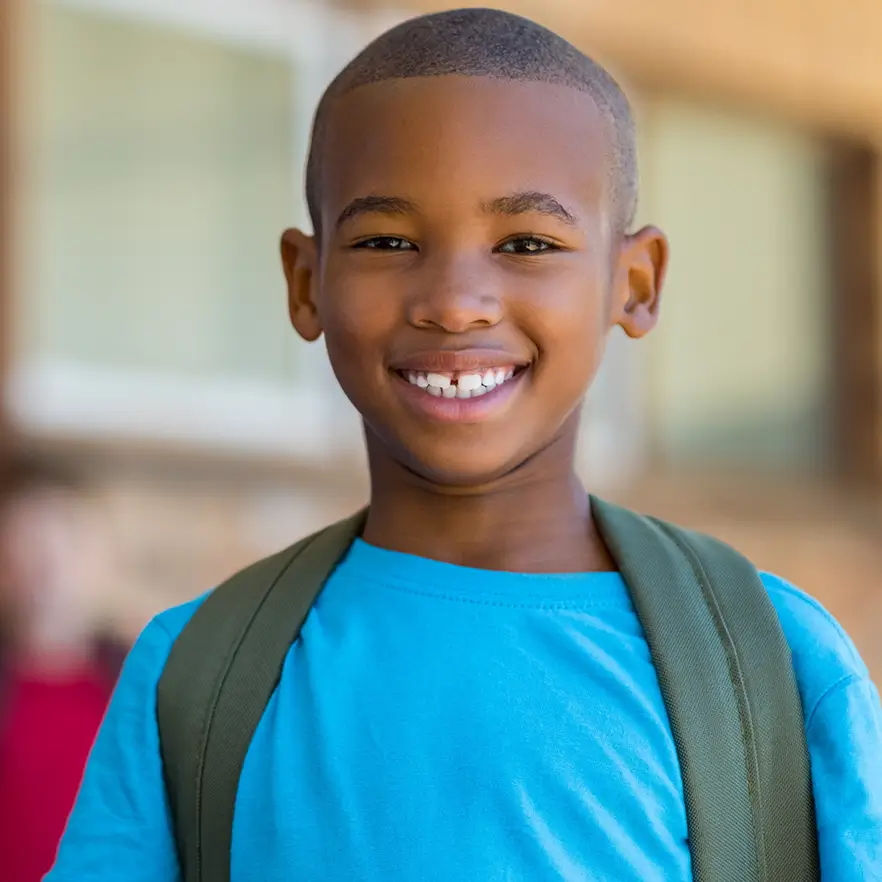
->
xmin=760 ymin=576 xmax=882 ymax=864
xmin=759 ymin=572 xmax=870 ymax=723
xmin=149 ymin=591 xmax=210 ymax=643
xmin=760 ymin=571 xmax=866 ymax=676
xmin=112 ymin=592 xmax=210 ymax=684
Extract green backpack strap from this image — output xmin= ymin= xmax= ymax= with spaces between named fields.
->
xmin=158 ymin=499 xmax=819 ymax=882
xmin=590 ymin=496 xmax=819 ymax=882
xmin=156 ymin=509 xmax=367 ymax=882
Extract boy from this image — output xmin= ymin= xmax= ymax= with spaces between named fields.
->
xmin=48 ymin=8 xmax=881 ymax=881
xmin=0 ymin=452 xmax=121 ymax=882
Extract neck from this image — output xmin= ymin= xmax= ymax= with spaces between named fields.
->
xmin=362 ymin=425 xmax=615 ymax=574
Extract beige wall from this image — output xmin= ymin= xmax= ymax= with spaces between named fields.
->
xmin=375 ymin=0 xmax=882 ymax=140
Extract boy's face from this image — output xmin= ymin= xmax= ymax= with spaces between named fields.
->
xmin=284 ymin=76 xmax=667 ymax=486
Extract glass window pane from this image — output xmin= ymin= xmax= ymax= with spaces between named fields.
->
xmin=29 ymin=3 xmax=299 ymax=384
xmin=641 ymin=100 xmax=830 ymax=471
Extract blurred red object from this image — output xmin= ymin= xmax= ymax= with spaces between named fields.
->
xmin=0 ymin=451 xmax=124 ymax=880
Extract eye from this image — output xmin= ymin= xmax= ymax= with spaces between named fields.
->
xmin=352 ymin=236 xmax=417 ymax=251
xmin=496 ymin=236 xmax=560 ymax=255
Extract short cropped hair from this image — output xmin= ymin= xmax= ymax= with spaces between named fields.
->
xmin=305 ymin=8 xmax=638 ymax=238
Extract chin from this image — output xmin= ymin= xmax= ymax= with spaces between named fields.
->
xmin=399 ymin=442 xmax=532 ymax=490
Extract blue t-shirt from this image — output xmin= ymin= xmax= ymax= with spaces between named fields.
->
xmin=48 ymin=539 xmax=882 ymax=881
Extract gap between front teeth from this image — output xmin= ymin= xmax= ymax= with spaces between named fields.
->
xmin=405 ymin=367 xmax=516 ymax=399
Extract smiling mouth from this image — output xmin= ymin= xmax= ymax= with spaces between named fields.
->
xmin=395 ymin=365 xmax=526 ymax=399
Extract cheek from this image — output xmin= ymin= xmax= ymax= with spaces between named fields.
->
xmin=516 ymin=274 xmax=611 ymax=390
xmin=324 ymin=305 xmax=382 ymax=369
xmin=320 ymin=262 xmax=401 ymax=343
xmin=319 ymin=288 xmax=396 ymax=403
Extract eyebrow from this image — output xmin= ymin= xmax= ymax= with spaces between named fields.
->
xmin=334 ymin=190 xmax=578 ymax=230
xmin=336 ymin=195 xmax=418 ymax=229
xmin=483 ymin=191 xmax=578 ymax=226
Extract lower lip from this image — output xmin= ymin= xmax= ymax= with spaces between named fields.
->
xmin=392 ymin=369 xmax=527 ymax=423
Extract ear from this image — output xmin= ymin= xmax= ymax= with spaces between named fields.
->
xmin=281 ymin=228 xmax=322 ymax=342
xmin=610 ymin=225 xmax=669 ymax=339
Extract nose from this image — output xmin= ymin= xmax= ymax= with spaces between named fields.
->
xmin=406 ymin=252 xmax=503 ymax=332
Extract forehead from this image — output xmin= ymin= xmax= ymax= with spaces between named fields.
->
xmin=318 ymin=76 xmax=609 ymax=227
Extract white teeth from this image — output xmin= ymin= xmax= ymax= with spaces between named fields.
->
xmin=457 ymin=373 xmax=483 ymax=392
xmin=425 ymin=372 xmax=451 ymax=389
xmin=403 ymin=365 xmax=524 ymax=398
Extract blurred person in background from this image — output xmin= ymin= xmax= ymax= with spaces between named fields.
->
xmin=0 ymin=451 xmax=123 ymax=882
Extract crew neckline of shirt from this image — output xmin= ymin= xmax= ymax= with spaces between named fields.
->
xmin=336 ymin=538 xmax=632 ymax=608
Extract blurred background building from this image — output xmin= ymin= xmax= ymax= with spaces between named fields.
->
xmin=0 ymin=0 xmax=880 ymax=677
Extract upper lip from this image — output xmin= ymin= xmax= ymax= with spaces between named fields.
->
xmin=390 ymin=348 xmax=531 ymax=373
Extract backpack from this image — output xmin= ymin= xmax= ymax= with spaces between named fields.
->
xmin=156 ymin=497 xmax=820 ymax=882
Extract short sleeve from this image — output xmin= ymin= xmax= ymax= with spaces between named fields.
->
xmin=807 ymin=673 xmax=882 ymax=880
xmin=45 ymin=617 xmax=181 ymax=881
